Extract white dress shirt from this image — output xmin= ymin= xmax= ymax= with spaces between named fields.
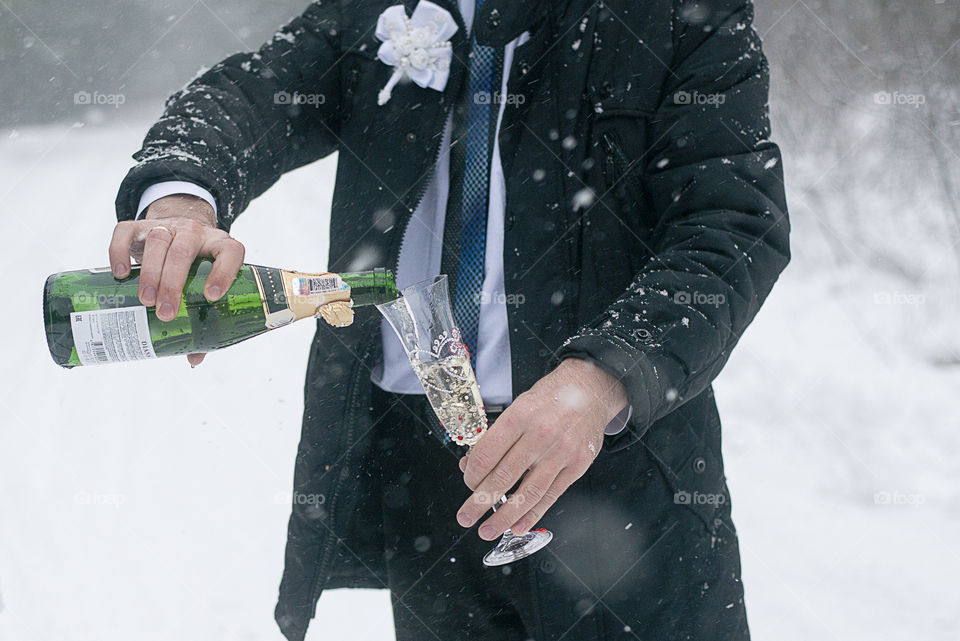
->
xmin=137 ymin=0 xmax=630 ymax=434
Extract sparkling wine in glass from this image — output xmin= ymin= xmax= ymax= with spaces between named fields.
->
xmin=376 ymin=275 xmax=552 ymax=566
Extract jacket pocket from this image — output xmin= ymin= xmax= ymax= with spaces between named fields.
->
xmin=590 ymin=93 xmax=656 ymax=230
xmin=599 ymin=129 xmax=644 ymax=218
xmin=638 ymin=396 xmax=730 ymax=533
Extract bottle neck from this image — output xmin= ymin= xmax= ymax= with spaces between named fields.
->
xmin=339 ymin=268 xmax=400 ymax=307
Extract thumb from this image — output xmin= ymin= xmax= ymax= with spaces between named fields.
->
xmin=187 ymin=353 xmax=206 ymax=368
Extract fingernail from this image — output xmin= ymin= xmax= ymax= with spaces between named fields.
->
xmin=478 ymin=525 xmax=496 ymax=540
xmin=158 ymin=303 xmax=174 ymax=320
xmin=457 ymin=512 xmax=473 ymax=528
xmin=143 ymin=286 xmax=156 ymax=304
xmin=207 ymin=285 xmax=221 ymax=300
xmin=113 ymin=264 xmax=127 ymax=277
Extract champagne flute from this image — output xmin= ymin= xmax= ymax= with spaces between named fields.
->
xmin=377 ymin=275 xmax=552 ymax=566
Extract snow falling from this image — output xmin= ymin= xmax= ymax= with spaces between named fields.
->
xmin=1 ymin=1 xmax=959 ymax=640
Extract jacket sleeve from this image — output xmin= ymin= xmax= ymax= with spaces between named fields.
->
xmin=115 ymin=1 xmax=344 ymax=232
xmin=553 ymin=0 xmax=790 ymax=442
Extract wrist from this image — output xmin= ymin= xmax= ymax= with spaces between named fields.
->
xmin=144 ymin=194 xmax=216 ymax=227
xmin=555 ymin=357 xmax=628 ymax=424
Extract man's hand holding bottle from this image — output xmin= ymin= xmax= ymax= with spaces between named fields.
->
xmin=108 ymin=194 xmax=244 ymax=366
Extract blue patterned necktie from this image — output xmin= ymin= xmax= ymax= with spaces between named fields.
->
xmin=440 ymin=6 xmax=505 ymax=372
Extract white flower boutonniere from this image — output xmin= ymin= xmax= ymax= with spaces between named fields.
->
xmin=375 ymin=0 xmax=458 ymax=106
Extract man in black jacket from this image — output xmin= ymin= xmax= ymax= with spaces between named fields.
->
xmin=108 ymin=0 xmax=789 ymax=639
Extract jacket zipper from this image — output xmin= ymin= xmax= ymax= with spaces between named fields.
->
xmin=306 ymin=0 xmax=468 ymax=607
xmin=307 ymin=91 xmax=460 ymax=614
xmin=601 ymin=130 xmax=630 ymax=186
xmin=308 ymin=328 xmax=376 ymax=607
xmin=392 ymin=112 xmax=457 ymax=275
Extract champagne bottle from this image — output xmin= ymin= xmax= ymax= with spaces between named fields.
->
xmin=43 ymin=260 xmax=399 ymax=368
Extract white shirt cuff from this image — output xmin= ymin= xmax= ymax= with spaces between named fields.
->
xmin=136 ymin=181 xmax=218 ymax=219
xmin=604 ymin=404 xmax=632 ymax=436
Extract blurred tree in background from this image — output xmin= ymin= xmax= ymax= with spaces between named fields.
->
xmin=758 ymin=0 xmax=960 ymax=362
xmin=0 ymin=0 xmax=308 ymax=125
xmin=760 ymin=0 xmax=960 ymax=276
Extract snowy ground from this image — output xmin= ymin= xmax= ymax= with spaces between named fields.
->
xmin=1 ymin=115 xmax=958 ymax=641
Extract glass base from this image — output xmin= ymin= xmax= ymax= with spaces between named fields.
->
xmin=482 ymin=528 xmax=553 ymax=567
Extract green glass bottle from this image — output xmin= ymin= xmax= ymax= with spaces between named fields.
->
xmin=43 ymin=260 xmax=399 ymax=368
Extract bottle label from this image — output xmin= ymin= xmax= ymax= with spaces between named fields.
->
xmin=70 ymin=306 xmax=157 ymax=365
xmin=281 ymin=271 xmax=351 ymax=323
xmin=291 ymin=275 xmax=345 ymax=296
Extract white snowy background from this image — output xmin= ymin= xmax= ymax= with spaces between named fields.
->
xmin=2 ymin=1 xmax=960 ymax=640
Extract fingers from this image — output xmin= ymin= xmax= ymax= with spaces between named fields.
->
xmin=462 ymin=413 xmax=522 ymax=490
xmin=137 ymin=225 xmax=175 ymax=307
xmin=108 ymin=216 xmax=242 ymax=317
xmin=457 ymin=436 xmax=540 ymax=528
xmin=509 ymin=468 xmax=581 ymax=536
xmin=156 ymin=230 xmax=203 ymax=320
xmin=187 ymin=353 xmax=206 ymax=367
xmin=473 ymin=459 xmax=566 ymax=540
xmin=109 ymin=222 xmax=137 ymax=278
xmin=200 ymin=236 xmax=245 ymax=301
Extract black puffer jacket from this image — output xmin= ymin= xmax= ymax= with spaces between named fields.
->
xmin=117 ymin=1 xmax=789 ymax=638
